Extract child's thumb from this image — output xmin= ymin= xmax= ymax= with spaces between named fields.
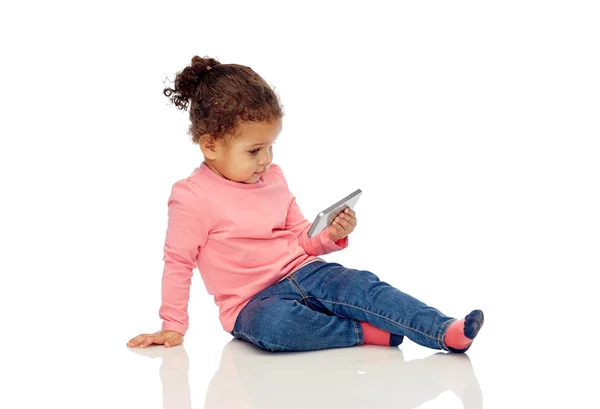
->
xmin=164 ymin=335 xmax=177 ymax=348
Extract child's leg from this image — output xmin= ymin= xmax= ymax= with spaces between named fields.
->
xmin=292 ymin=261 xmax=483 ymax=352
xmin=231 ymin=273 xmax=399 ymax=352
xmin=232 ymin=295 xmax=371 ymax=352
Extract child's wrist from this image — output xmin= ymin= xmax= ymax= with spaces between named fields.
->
xmin=328 ymin=230 xmax=342 ymax=243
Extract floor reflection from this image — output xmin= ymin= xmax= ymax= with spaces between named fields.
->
xmin=129 ymin=339 xmax=483 ymax=409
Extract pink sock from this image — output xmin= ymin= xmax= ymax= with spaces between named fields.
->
xmin=444 ymin=310 xmax=485 ymax=352
xmin=444 ymin=318 xmax=472 ymax=350
xmin=360 ymin=322 xmax=391 ymax=346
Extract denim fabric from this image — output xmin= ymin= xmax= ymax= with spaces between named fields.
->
xmin=232 ymin=260 xmax=454 ymax=352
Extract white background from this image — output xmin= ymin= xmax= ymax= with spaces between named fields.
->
xmin=1 ymin=1 xmax=599 ymax=408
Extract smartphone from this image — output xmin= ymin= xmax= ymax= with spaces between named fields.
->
xmin=307 ymin=189 xmax=362 ymax=238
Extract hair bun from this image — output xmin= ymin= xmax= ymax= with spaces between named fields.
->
xmin=163 ymin=55 xmax=221 ymax=111
xmin=191 ymin=55 xmax=221 ymax=79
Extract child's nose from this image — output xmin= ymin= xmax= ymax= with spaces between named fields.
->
xmin=259 ymin=150 xmax=272 ymax=166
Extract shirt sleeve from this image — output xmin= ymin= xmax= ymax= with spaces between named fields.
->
xmin=159 ymin=179 xmax=210 ymax=336
xmin=271 ymin=164 xmax=349 ymax=255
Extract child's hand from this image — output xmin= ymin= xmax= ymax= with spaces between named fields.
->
xmin=127 ymin=330 xmax=183 ymax=348
xmin=328 ymin=208 xmax=357 ymax=242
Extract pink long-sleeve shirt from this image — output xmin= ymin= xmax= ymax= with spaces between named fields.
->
xmin=159 ymin=162 xmax=348 ymax=336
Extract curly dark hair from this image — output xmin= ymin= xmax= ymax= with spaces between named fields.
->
xmin=163 ymin=55 xmax=284 ymax=145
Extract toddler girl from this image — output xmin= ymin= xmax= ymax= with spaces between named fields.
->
xmin=127 ymin=56 xmax=484 ymax=353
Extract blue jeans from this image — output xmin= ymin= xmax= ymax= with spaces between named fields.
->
xmin=231 ymin=260 xmax=455 ymax=352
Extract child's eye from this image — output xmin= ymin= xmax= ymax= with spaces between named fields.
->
xmin=249 ymin=143 xmax=274 ymax=155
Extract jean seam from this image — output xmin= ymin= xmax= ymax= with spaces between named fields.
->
xmin=437 ymin=318 xmax=454 ymax=351
xmin=352 ymin=320 xmax=363 ymax=345
xmin=288 ymin=277 xmax=309 ymax=299
xmin=316 ymin=298 xmax=440 ymax=341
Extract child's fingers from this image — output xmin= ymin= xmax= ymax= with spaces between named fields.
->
xmin=343 ymin=212 xmax=357 ymax=224
xmin=335 ymin=217 xmax=353 ymax=231
xmin=336 ymin=214 xmax=355 ymax=229
xmin=139 ymin=335 xmax=160 ymax=348
xmin=338 ymin=213 xmax=356 ymax=224
xmin=344 ymin=208 xmax=356 ymax=217
xmin=127 ymin=334 xmax=150 ymax=347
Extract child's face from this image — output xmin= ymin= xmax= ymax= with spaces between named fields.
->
xmin=201 ymin=118 xmax=282 ymax=184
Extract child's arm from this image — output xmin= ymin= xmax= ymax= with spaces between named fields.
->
xmin=128 ymin=179 xmax=210 ymax=348
xmin=159 ymin=179 xmax=210 ymax=336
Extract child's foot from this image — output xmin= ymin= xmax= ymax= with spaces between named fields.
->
xmin=443 ymin=310 xmax=484 ymax=353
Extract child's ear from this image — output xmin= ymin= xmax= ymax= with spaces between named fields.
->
xmin=199 ymin=134 xmax=219 ymax=159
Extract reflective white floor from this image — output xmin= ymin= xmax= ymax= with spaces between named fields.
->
xmin=5 ymin=292 xmax=597 ymax=409
xmin=128 ymin=338 xmax=485 ymax=409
